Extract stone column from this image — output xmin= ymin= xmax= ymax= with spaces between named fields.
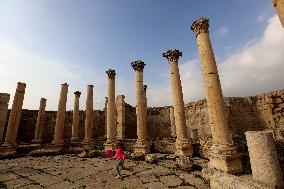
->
xmin=131 ymin=60 xmax=150 ymax=154
xmin=143 ymin=85 xmax=148 ymax=138
xmin=104 ymin=97 xmax=108 ymax=138
xmin=116 ymin=95 xmax=125 ymax=140
xmin=71 ymin=91 xmax=81 ymax=143
xmin=163 ymin=50 xmax=192 ymax=156
xmin=52 ymin=83 xmax=68 ymax=145
xmin=104 ymin=69 xmax=116 ymax=150
xmin=32 ymin=98 xmax=47 ymax=144
xmin=3 ymin=82 xmax=26 ymax=146
xmin=0 ymin=93 xmax=10 ymax=144
xmin=245 ymin=131 xmax=283 ymax=187
xmin=170 ymin=106 xmax=176 ymax=138
xmin=84 ymin=85 xmax=94 ymax=144
xmin=191 ymin=18 xmax=242 ymax=174
xmin=273 ymin=0 xmax=284 ymax=28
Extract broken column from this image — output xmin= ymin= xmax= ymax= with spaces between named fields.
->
xmin=131 ymin=60 xmax=150 ymax=154
xmin=191 ymin=18 xmax=242 ymax=173
xmin=84 ymin=85 xmax=94 ymax=145
xmin=3 ymin=82 xmax=26 ymax=146
xmin=0 ymin=93 xmax=10 ymax=144
xmin=116 ymin=95 xmax=125 ymax=140
xmin=32 ymin=98 xmax=47 ymax=144
xmin=245 ymin=131 xmax=283 ymax=187
xmin=71 ymin=91 xmax=81 ymax=143
xmin=163 ymin=50 xmax=193 ymax=157
xmin=191 ymin=129 xmax=199 ymax=142
xmin=104 ymin=69 xmax=116 ymax=150
xmin=273 ymin=0 xmax=284 ymax=28
xmin=170 ymin=106 xmax=176 ymax=138
xmin=52 ymin=83 xmax=68 ymax=145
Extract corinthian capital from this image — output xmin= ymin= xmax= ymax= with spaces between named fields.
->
xmin=191 ymin=17 xmax=209 ymax=37
xmin=162 ymin=49 xmax=182 ymax=62
xmin=74 ymin=91 xmax=81 ymax=97
xmin=131 ymin=60 xmax=145 ymax=71
xmin=106 ymin=69 xmax=116 ymax=79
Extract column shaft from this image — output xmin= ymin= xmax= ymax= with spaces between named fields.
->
xmin=71 ymin=91 xmax=81 ymax=142
xmin=32 ymin=98 xmax=46 ymax=143
xmin=170 ymin=106 xmax=176 ymax=138
xmin=4 ymin=82 xmax=26 ymax=146
xmin=52 ymin=83 xmax=68 ymax=145
xmin=107 ymin=78 xmax=116 ymax=143
xmin=0 ymin=93 xmax=10 ymax=144
xmin=273 ymin=0 xmax=284 ymax=28
xmin=116 ymin=95 xmax=125 ymax=140
xmin=85 ymin=85 xmax=94 ymax=142
xmin=246 ymin=131 xmax=283 ymax=187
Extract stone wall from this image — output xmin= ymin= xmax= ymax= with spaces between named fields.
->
xmin=1 ymin=89 xmax=284 ymax=148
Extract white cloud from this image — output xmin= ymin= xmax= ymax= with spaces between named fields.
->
xmin=149 ymin=15 xmax=284 ymax=106
xmin=0 ymin=41 xmax=106 ymax=110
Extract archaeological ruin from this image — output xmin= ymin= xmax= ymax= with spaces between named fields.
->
xmin=1 ymin=2 xmax=284 ymax=188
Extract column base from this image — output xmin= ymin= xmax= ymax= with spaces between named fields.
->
xmin=208 ymin=145 xmax=243 ymax=174
xmin=175 ymin=139 xmax=193 ymax=157
xmin=52 ymin=139 xmax=64 ymax=145
xmin=31 ymin=139 xmax=43 ymax=144
xmin=82 ymin=139 xmax=95 ymax=150
xmin=134 ymin=139 xmax=150 ymax=155
xmin=70 ymin=137 xmax=79 ymax=143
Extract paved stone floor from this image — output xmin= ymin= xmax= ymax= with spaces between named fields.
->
xmin=0 ymin=155 xmax=210 ymax=189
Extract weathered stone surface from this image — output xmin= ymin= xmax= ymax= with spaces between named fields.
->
xmin=176 ymin=156 xmax=193 ymax=172
xmin=145 ymin=154 xmax=158 ymax=163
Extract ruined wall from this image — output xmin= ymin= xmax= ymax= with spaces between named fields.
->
xmin=2 ymin=89 xmax=284 ymax=147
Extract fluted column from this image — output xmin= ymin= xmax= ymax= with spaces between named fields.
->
xmin=191 ymin=18 xmax=242 ymax=174
xmin=71 ymin=91 xmax=81 ymax=142
xmin=3 ymin=82 xmax=26 ymax=146
xmin=84 ymin=85 xmax=94 ymax=143
xmin=0 ymin=93 xmax=10 ymax=144
xmin=52 ymin=83 xmax=68 ymax=145
xmin=273 ymin=0 xmax=284 ymax=28
xmin=32 ymin=98 xmax=47 ymax=144
xmin=116 ymin=95 xmax=125 ymax=140
xmin=163 ymin=50 xmax=192 ymax=157
xmin=132 ymin=60 xmax=149 ymax=154
xmin=104 ymin=69 xmax=116 ymax=150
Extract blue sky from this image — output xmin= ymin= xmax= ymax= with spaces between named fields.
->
xmin=0 ymin=0 xmax=283 ymax=110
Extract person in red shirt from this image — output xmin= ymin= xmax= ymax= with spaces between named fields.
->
xmin=114 ymin=142 xmax=127 ymax=179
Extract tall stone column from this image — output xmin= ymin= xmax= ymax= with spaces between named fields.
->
xmin=191 ymin=18 xmax=242 ymax=174
xmin=32 ymin=98 xmax=47 ymax=144
xmin=104 ymin=69 xmax=116 ymax=150
xmin=3 ymin=82 xmax=26 ymax=146
xmin=170 ymin=106 xmax=176 ymax=138
xmin=71 ymin=91 xmax=81 ymax=143
xmin=0 ymin=93 xmax=10 ymax=144
xmin=52 ymin=83 xmax=68 ymax=145
xmin=84 ymin=85 xmax=94 ymax=144
xmin=104 ymin=97 xmax=108 ymax=138
xmin=163 ymin=50 xmax=192 ymax=157
xmin=245 ymin=131 xmax=283 ymax=188
xmin=116 ymin=95 xmax=125 ymax=140
xmin=273 ymin=0 xmax=284 ymax=28
xmin=143 ymin=85 xmax=148 ymax=138
xmin=131 ymin=60 xmax=149 ymax=154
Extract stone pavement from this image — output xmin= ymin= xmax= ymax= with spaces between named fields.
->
xmin=0 ymin=155 xmax=210 ymax=189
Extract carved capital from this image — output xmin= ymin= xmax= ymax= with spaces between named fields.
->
xmin=162 ymin=49 xmax=182 ymax=62
xmin=191 ymin=17 xmax=209 ymax=37
xmin=74 ymin=91 xmax=81 ymax=97
xmin=106 ymin=69 xmax=116 ymax=79
xmin=131 ymin=60 xmax=145 ymax=71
